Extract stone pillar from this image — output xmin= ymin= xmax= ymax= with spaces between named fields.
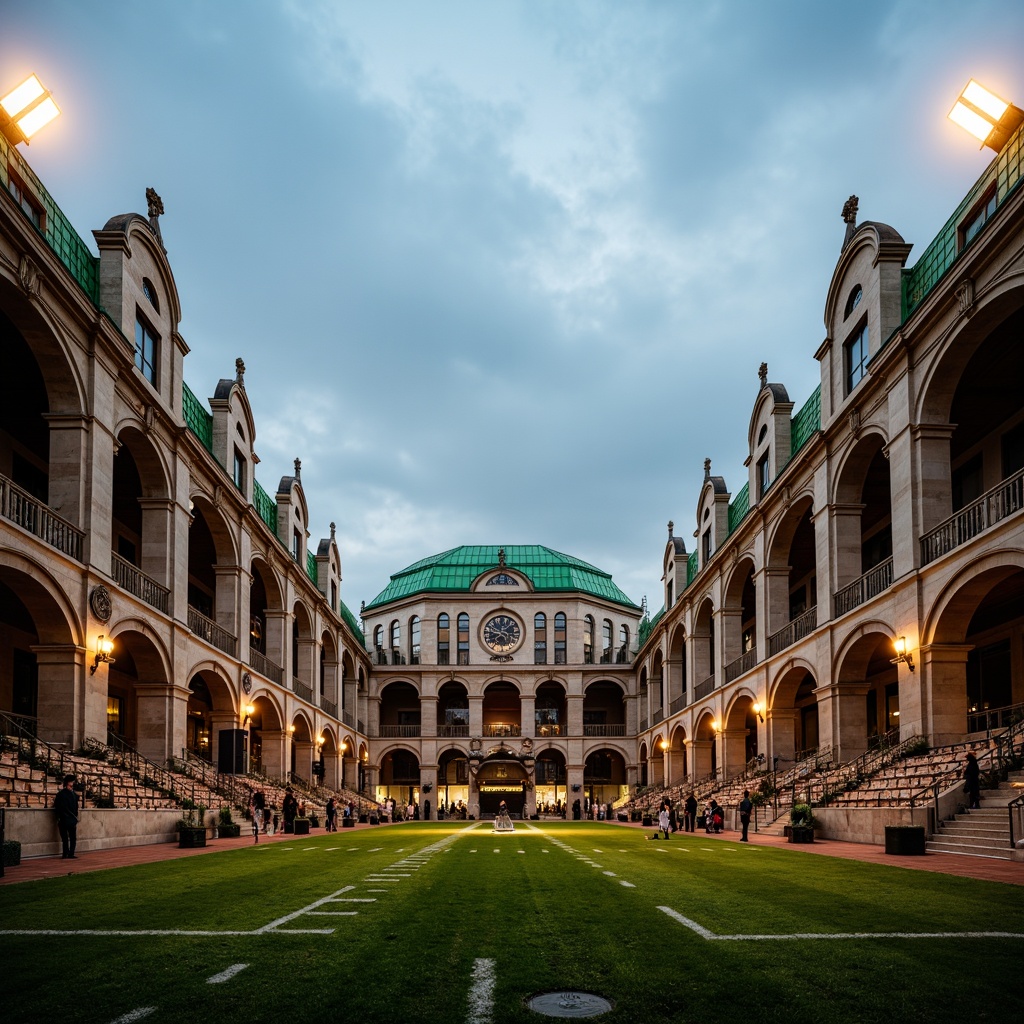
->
xmin=720 ymin=608 xmax=743 ymax=672
xmin=721 ymin=727 xmax=747 ymax=778
xmin=296 ymin=636 xmax=317 ymax=692
xmin=136 ymin=682 xmax=189 ymax=764
xmin=830 ymin=503 xmax=866 ymax=594
xmin=138 ymin=496 xmax=175 ymax=589
xmin=912 ymin=423 xmax=955 ymax=551
xmin=768 ymin=708 xmax=798 ymax=763
xmin=566 ymin=692 xmax=584 ymax=736
xmin=818 ymin=683 xmax=870 ymax=763
xmin=34 ymin=644 xmax=88 ymax=746
xmin=213 ymin=564 xmax=242 ymax=642
xmin=764 ymin=566 xmax=792 ymax=636
xmin=690 ymin=738 xmax=714 ymax=780
xmin=293 ymin=739 xmax=314 ymax=783
xmin=469 ymin=694 xmax=484 ymax=737
xmin=420 ymin=694 xmax=438 ymax=738
xmin=322 ymin=751 xmax=340 ymax=789
xmin=520 ymin=693 xmax=536 ymax=739
xmin=261 ymin=729 xmax=286 ymax=780
xmin=919 ymin=644 xmax=973 ymax=746
xmin=264 ymin=610 xmax=289 ymax=678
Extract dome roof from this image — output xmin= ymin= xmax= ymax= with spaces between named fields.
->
xmin=364 ymin=544 xmax=639 ymax=611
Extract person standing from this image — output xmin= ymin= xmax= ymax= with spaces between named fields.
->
xmin=282 ymin=787 xmax=299 ymax=832
xmin=249 ymin=792 xmax=261 ymax=844
xmin=684 ymin=792 xmax=698 ymax=833
xmin=964 ymin=751 xmax=981 ymax=810
xmin=739 ymin=789 xmax=753 ymax=842
xmin=658 ymin=802 xmax=671 ymax=840
xmin=325 ymin=797 xmax=337 ymax=832
xmin=54 ymin=774 xmax=80 ymax=859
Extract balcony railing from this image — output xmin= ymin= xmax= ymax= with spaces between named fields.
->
xmin=319 ymin=697 xmax=337 ymax=718
xmin=111 ymin=552 xmax=169 ymax=613
xmin=437 ymin=724 xmax=469 ymax=738
xmin=724 ymin=647 xmax=758 ymax=684
xmin=920 ymin=468 xmax=1023 ymax=565
xmin=535 ymin=724 xmax=565 ymax=737
xmin=670 ymin=694 xmax=687 ymax=714
xmin=342 ymin=710 xmax=354 ymax=727
xmin=768 ymin=606 xmax=817 ymax=657
xmin=694 ymin=674 xmax=715 ymax=700
xmin=483 ymin=724 xmax=520 ymax=737
xmin=248 ymin=648 xmax=283 ymax=685
xmin=187 ymin=605 xmax=237 ymax=657
xmin=582 ymin=724 xmax=626 ymax=737
xmin=833 ymin=557 xmax=893 ymax=617
xmin=651 ymin=709 xmax=664 ymax=725
xmin=638 ymin=717 xmax=648 ymax=732
xmin=380 ymin=723 xmax=421 ymax=737
xmin=293 ymin=678 xmax=313 ymax=703
xmin=0 ymin=472 xmax=83 ymax=561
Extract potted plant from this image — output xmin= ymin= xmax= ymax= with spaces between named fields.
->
xmin=788 ymin=803 xmax=816 ymax=843
xmin=308 ymin=813 xmax=320 ymax=829
xmin=217 ymin=806 xmax=241 ymax=839
xmin=175 ymin=807 xmax=207 ymax=848
xmin=293 ymin=816 xmax=310 ymax=836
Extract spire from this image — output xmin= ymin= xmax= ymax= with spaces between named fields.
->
xmin=235 ymin=357 xmax=246 ymax=389
xmin=704 ymin=457 xmax=712 ymax=480
xmin=293 ymin=457 xmax=301 ymax=480
xmin=145 ymin=187 xmax=166 ymax=252
xmin=841 ymin=194 xmax=859 ymax=251
xmin=667 ymin=520 xmax=674 ymax=539
xmin=758 ymin=362 xmax=768 ymax=388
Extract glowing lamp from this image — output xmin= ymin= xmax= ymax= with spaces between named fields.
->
xmin=752 ymin=702 xmax=764 ymax=723
xmin=891 ymin=636 xmax=915 ymax=672
xmin=948 ymin=79 xmax=1023 ymax=151
xmin=90 ymin=635 xmax=115 ymax=675
xmin=0 ymin=75 xmax=60 ymax=145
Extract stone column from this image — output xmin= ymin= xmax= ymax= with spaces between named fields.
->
xmin=520 ymin=693 xmax=536 ymax=739
xmin=138 ymin=496 xmax=175 ymax=589
xmin=469 ymin=694 xmax=484 ymax=737
xmin=690 ymin=738 xmax=714 ymax=780
xmin=829 ymin=503 xmax=866 ymax=595
xmin=135 ymin=682 xmax=190 ymax=764
xmin=261 ymin=728 xmax=286 ymax=780
xmin=420 ymin=694 xmax=439 ymax=738
xmin=919 ymin=644 xmax=973 ymax=746
xmin=767 ymin=708 xmax=798 ymax=763
xmin=721 ymin=727 xmax=747 ymax=778
xmin=34 ymin=644 xmax=88 ymax=746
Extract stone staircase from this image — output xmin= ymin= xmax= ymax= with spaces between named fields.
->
xmin=926 ymin=772 xmax=1023 ymax=861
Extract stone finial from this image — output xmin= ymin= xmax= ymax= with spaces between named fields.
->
xmin=330 ymin=522 xmax=336 ymax=540
xmin=294 ymin=457 xmax=301 ymax=480
xmin=235 ymin=357 xmax=246 ymax=388
xmin=360 ymin=600 xmax=365 ymax=612
xmin=841 ymin=194 xmax=859 ymax=251
xmin=667 ymin=520 xmax=674 ymax=539
xmin=145 ymin=187 xmax=166 ymax=251
xmin=758 ymin=362 xmax=768 ymax=388
xmin=498 ymin=547 xmax=506 ymax=567
xmin=703 ymin=457 xmax=712 ymax=479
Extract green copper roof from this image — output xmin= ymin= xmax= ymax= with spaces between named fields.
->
xmin=364 ymin=545 xmax=640 ymax=611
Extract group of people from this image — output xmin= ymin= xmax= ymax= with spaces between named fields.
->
xmin=439 ymin=799 xmax=468 ymax=820
xmin=651 ymin=789 xmax=754 ymax=842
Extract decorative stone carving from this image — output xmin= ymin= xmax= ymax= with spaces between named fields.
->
xmin=957 ymin=277 xmax=975 ymax=316
xmin=758 ymin=362 xmax=768 ymax=388
xmin=90 ymin=585 xmax=113 ymax=623
xmin=18 ymin=254 xmax=40 ymax=296
xmin=146 ymin=187 xmax=166 ymax=251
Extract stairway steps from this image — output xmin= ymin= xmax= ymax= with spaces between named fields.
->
xmin=926 ymin=839 xmax=1013 ymax=860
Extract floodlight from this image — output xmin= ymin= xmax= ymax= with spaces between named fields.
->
xmin=0 ymin=74 xmax=60 ymax=144
xmin=948 ymin=79 xmax=1023 ymax=151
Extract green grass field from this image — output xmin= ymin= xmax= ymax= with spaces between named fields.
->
xmin=1 ymin=822 xmax=1021 ymax=1023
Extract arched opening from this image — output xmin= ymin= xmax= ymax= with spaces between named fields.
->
xmin=650 ymin=650 xmax=664 ymax=721
xmin=535 ymin=747 xmax=567 ymax=815
xmin=535 ymin=679 xmax=567 ymax=737
xmin=289 ymin=713 xmax=314 ymax=781
xmin=583 ymin=680 xmax=626 ymax=737
xmin=583 ymin=747 xmax=627 ymax=811
xmin=379 ymin=681 xmax=421 ymax=738
xmin=186 ymin=498 xmax=238 ymax=655
xmin=667 ymin=624 xmax=687 ymax=711
xmin=105 ymin=628 xmax=172 ymax=762
xmin=770 ymin=666 xmax=820 ymax=764
xmin=482 ymin=680 xmax=520 ymax=737
xmin=438 ymin=747 xmax=470 ymax=816
xmin=379 ymin=747 xmax=421 ymax=808
xmin=723 ymin=560 xmax=757 ymax=682
xmin=291 ymin=602 xmax=315 ymax=702
xmin=668 ymin=725 xmax=688 ymax=784
xmin=766 ymin=498 xmax=817 ymax=655
xmin=248 ymin=558 xmax=284 ymax=683
xmin=246 ymin=694 xmax=284 ymax=776
xmin=693 ymin=712 xmax=719 ymax=780
xmin=437 ymin=680 xmax=469 ymax=736
xmin=835 ymin=632 xmax=900 ymax=761
xmin=724 ymin=693 xmax=759 ymax=774
xmin=693 ymin=598 xmax=715 ymax=697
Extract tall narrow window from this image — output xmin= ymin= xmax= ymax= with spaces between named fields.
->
xmin=437 ymin=613 xmax=450 ymax=665
xmin=618 ymin=624 xmax=630 ymax=663
xmin=583 ymin=616 xmax=595 ymax=664
xmin=457 ymin=613 xmax=470 ymax=666
xmin=409 ymin=616 xmax=421 ymax=665
xmin=233 ymin=447 xmax=246 ymax=492
xmin=134 ymin=314 xmax=159 ymax=386
xmin=757 ymin=452 xmax=770 ymax=499
xmin=554 ymin=612 xmax=567 ymax=665
xmin=390 ymin=620 xmax=401 ymax=664
xmin=292 ymin=529 xmax=302 ymax=562
xmin=844 ymin=322 xmax=868 ymax=393
xmin=702 ymin=528 xmax=712 ymax=564
xmin=601 ymin=619 xmax=613 ymax=663
xmin=534 ymin=612 xmax=547 ymax=665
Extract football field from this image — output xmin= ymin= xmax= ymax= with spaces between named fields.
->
xmin=1 ymin=821 xmax=1021 ymax=1023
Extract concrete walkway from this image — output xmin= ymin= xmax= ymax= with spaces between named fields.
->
xmin=2 ymin=818 xmax=1022 ymax=886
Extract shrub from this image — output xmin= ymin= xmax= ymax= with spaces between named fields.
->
xmin=218 ymin=806 xmax=234 ymax=826
xmin=790 ymin=803 xmax=817 ymax=828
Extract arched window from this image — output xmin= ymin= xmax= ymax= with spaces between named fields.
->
xmin=373 ymin=624 xmax=384 ymax=659
xmin=554 ymin=613 xmax=567 ymax=665
xmin=457 ymin=613 xmax=470 ymax=666
xmin=601 ymin=619 xmax=613 ymax=663
xmin=409 ymin=616 xmax=421 ymax=665
xmin=437 ymin=613 xmax=450 ymax=665
xmin=390 ymin=620 xmax=402 ymax=664
xmin=618 ymin=624 xmax=630 ymax=663
xmin=844 ymin=284 xmax=863 ymax=319
xmin=583 ymin=615 xmax=595 ymax=664
xmin=534 ymin=612 xmax=547 ymax=665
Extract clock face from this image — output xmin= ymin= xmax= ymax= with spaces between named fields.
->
xmin=483 ymin=614 xmax=521 ymax=653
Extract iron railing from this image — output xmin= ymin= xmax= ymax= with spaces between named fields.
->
xmin=582 ymin=724 xmax=626 ymax=737
xmin=724 ymin=647 xmax=758 ymax=683
xmin=694 ymin=674 xmax=715 ymax=701
xmin=920 ymin=467 xmax=1023 ymax=565
xmin=319 ymin=697 xmax=338 ymax=718
xmin=670 ymin=694 xmax=687 ymax=714
xmin=187 ymin=605 xmax=237 ymax=657
xmin=248 ymin=648 xmax=283 ymax=685
xmin=833 ymin=557 xmax=893 ymax=617
xmin=482 ymin=724 xmax=520 ymax=737
xmin=437 ymin=724 xmax=469 ymax=738
xmin=292 ymin=678 xmax=313 ymax=703
xmin=379 ymin=724 xmax=421 ymax=738
xmin=968 ymin=701 xmax=1024 ymax=735
xmin=111 ymin=551 xmax=170 ymax=613
xmin=0 ymin=472 xmax=83 ymax=561
xmin=768 ymin=606 xmax=817 ymax=657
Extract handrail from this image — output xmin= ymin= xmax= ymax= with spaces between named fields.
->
xmin=111 ymin=551 xmax=170 ymax=613
xmin=85 ymin=734 xmax=196 ymax=807
xmin=187 ymin=605 xmax=238 ymax=657
xmin=804 ymin=730 xmax=918 ymax=807
xmin=833 ymin=557 xmax=893 ymax=618
xmin=967 ymin=700 xmax=1024 ymax=736
xmin=768 ymin=606 xmax=817 ymax=657
xmin=1009 ymin=793 xmax=1024 ymax=851
xmin=0 ymin=471 xmax=84 ymax=561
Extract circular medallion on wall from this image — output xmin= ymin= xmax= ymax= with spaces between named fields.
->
xmin=242 ymin=672 xmax=253 ymax=694
xmin=89 ymin=585 xmax=112 ymax=623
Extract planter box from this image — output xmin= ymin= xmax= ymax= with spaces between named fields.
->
xmin=642 ymin=815 xmax=653 ymax=827
xmin=885 ymin=825 xmax=926 ymax=856
xmin=788 ymin=826 xmax=814 ymax=844
xmin=358 ymin=814 xmax=369 ymax=824
xmin=617 ymin=813 xmax=629 ymax=822
xmin=342 ymin=818 xmax=355 ymax=828
xmin=178 ymin=828 xmax=207 ymax=849
xmin=630 ymin=811 xmax=641 ymax=823
xmin=3 ymin=839 xmax=22 ymax=867
xmin=293 ymin=819 xmax=310 ymax=836
xmin=217 ymin=823 xmax=241 ymax=838
xmin=283 ymin=822 xmax=294 ymax=834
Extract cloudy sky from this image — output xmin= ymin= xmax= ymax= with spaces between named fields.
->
xmin=4 ymin=1 xmax=1023 ymax=614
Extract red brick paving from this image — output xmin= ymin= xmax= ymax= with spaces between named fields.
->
xmin=2 ymin=818 xmax=1022 ymax=886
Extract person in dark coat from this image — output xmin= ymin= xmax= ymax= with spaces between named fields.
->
xmin=282 ymin=788 xmax=299 ymax=831
xmin=963 ymin=751 xmax=981 ymax=810
xmin=684 ymin=792 xmax=698 ymax=833
xmin=54 ymin=774 xmax=80 ymax=859
xmin=739 ymin=789 xmax=753 ymax=842
xmin=325 ymin=797 xmax=337 ymax=832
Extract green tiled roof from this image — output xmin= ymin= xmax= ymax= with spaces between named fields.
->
xmin=340 ymin=600 xmax=365 ymax=644
xmin=364 ymin=545 xmax=640 ymax=611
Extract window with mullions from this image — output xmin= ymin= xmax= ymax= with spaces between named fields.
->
xmin=135 ymin=314 xmax=159 ymax=386
xmin=757 ymin=453 xmax=770 ymax=499
xmin=233 ymin=447 xmax=246 ymax=492
xmin=583 ymin=616 xmax=595 ymax=664
xmin=601 ymin=619 xmax=613 ymax=663
xmin=457 ymin=613 xmax=470 ymax=666
xmin=844 ymin=322 xmax=868 ymax=394
xmin=7 ymin=173 xmax=44 ymax=229
xmin=410 ymin=616 xmax=421 ymax=665
xmin=534 ymin=612 xmax=547 ymax=664
xmin=437 ymin=613 xmax=450 ymax=665
xmin=960 ymin=187 xmax=997 ymax=249
xmin=554 ymin=612 xmax=567 ymax=665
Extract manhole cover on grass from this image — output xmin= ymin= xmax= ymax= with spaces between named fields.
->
xmin=527 ymin=991 xmax=613 ymax=1018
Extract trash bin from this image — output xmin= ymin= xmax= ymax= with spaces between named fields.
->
xmin=885 ymin=825 xmax=925 ymax=855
